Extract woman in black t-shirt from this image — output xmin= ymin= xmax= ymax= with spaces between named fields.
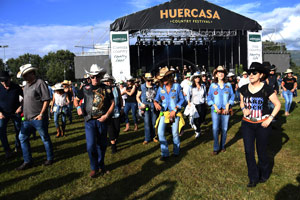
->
xmin=281 ymin=69 xmax=297 ymax=116
xmin=123 ymin=78 xmax=138 ymax=132
xmin=240 ymin=62 xmax=281 ymax=188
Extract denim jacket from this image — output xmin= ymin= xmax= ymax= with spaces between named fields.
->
xmin=207 ymin=82 xmax=235 ymax=110
xmin=154 ymin=83 xmax=185 ymax=112
xmin=112 ymin=86 xmax=121 ymax=118
xmin=140 ymin=83 xmax=157 ymax=106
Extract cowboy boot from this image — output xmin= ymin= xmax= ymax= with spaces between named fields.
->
xmin=123 ymin=123 xmax=130 ymax=132
xmin=56 ymin=128 xmax=61 ymax=138
xmin=134 ymin=123 xmax=138 ymax=131
xmin=61 ymin=126 xmax=65 ymax=137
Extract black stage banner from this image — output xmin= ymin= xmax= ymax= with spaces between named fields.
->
xmin=110 ymin=0 xmax=261 ymax=33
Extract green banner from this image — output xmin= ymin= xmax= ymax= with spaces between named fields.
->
xmin=112 ymin=34 xmax=128 ymax=43
xmin=249 ymin=34 xmax=261 ymax=42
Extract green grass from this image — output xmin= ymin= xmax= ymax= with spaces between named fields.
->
xmin=1 ymin=95 xmax=300 ymax=200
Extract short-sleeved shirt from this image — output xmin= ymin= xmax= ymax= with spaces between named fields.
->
xmin=282 ymin=77 xmax=297 ymax=90
xmin=23 ymin=79 xmax=50 ymax=120
xmin=77 ymin=83 xmax=114 ymax=119
xmin=0 ymin=82 xmax=23 ymax=115
xmin=240 ymin=84 xmax=274 ymax=120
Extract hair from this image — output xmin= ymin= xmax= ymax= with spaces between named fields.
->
xmin=213 ymin=73 xmax=228 ymax=83
xmin=192 ymin=76 xmax=202 ymax=88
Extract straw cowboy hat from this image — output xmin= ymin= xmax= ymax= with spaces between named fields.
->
xmin=62 ymin=80 xmax=70 ymax=85
xmin=285 ymin=69 xmax=293 ymax=74
xmin=191 ymin=71 xmax=201 ymax=81
xmin=242 ymin=71 xmax=248 ymax=75
xmin=156 ymin=67 xmax=175 ymax=80
xmin=144 ymin=73 xmax=154 ymax=81
xmin=53 ymin=83 xmax=64 ymax=91
xmin=88 ymin=64 xmax=106 ymax=76
xmin=213 ymin=65 xmax=228 ymax=76
xmin=17 ymin=64 xmax=37 ymax=78
xmin=0 ymin=71 xmax=11 ymax=82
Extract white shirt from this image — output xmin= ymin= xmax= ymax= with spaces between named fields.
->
xmin=54 ymin=93 xmax=67 ymax=106
xmin=238 ymin=77 xmax=249 ymax=88
xmin=180 ymin=79 xmax=192 ymax=96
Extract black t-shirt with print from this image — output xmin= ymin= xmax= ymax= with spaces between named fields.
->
xmin=283 ymin=77 xmax=297 ymax=90
xmin=240 ymin=84 xmax=274 ymax=119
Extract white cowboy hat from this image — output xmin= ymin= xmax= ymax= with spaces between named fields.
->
xmin=101 ymin=73 xmax=115 ymax=82
xmin=88 ymin=64 xmax=106 ymax=76
xmin=201 ymin=71 xmax=207 ymax=76
xmin=19 ymin=81 xmax=27 ymax=87
xmin=191 ymin=71 xmax=202 ymax=81
xmin=17 ymin=64 xmax=37 ymax=78
xmin=227 ymin=72 xmax=235 ymax=77
xmin=285 ymin=69 xmax=293 ymax=74
xmin=53 ymin=83 xmax=64 ymax=90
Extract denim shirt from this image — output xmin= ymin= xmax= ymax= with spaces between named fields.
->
xmin=140 ymin=83 xmax=157 ymax=107
xmin=154 ymin=83 xmax=185 ymax=112
xmin=207 ymin=82 xmax=235 ymax=110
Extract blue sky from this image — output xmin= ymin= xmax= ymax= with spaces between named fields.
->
xmin=1 ymin=0 xmax=300 ymax=59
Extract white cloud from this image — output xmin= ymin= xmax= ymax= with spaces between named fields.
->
xmin=127 ymin=0 xmax=166 ymax=11
xmin=0 ymin=21 xmax=112 ymax=59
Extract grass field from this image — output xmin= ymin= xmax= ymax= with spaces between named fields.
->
xmin=0 ymin=95 xmax=300 ymax=200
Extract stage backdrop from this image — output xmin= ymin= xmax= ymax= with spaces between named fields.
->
xmin=110 ymin=31 xmax=131 ymax=82
xmin=247 ymin=31 xmax=263 ymax=68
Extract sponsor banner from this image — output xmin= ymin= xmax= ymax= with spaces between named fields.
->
xmin=110 ymin=31 xmax=131 ymax=82
xmin=247 ymin=31 xmax=262 ymax=68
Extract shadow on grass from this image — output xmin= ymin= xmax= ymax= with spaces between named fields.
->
xmin=288 ymin=101 xmax=297 ymax=114
xmin=1 ymin=172 xmax=83 ymax=200
xmin=74 ymin=136 xmax=202 ymax=199
xmin=0 ymin=171 xmax=42 ymax=191
xmin=275 ymin=173 xmax=300 ymax=200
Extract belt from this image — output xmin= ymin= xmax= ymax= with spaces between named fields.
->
xmin=243 ymin=115 xmax=269 ymax=123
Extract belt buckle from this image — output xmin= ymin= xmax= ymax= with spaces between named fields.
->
xmin=250 ymin=117 xmax=257 ymax=122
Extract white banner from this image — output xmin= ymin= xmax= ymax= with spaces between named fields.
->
xmin=110 ymin=31 xmax=131 ymax=82
xmin=247 ymin=32 xmax=263 ymax=68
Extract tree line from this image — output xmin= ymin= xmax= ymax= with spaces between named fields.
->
xmin=0 ymin=50 xmax=75 ymax=85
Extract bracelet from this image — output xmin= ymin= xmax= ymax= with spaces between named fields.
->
xmin=269 ymin=115 xmax=274 ymax=119
xmin=241 ymin=107 xmax=245 ymax=111
xmin=76 ymin=106 xmax=81 ymax=110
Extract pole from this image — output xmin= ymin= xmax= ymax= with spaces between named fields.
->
xmin=181 ymin=45 xmax=184 ymax=68
xmin=194 ymin=47 xmax=197 ymax=66
xmin=167 ymin=45 xmax=170 ymax=66
xmin=137 ymin=45 xmax=141 ymax=70
xmin=152 ymin=46 xmax=155 ymax=70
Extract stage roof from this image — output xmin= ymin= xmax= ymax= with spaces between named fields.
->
xmin=110 ymin=0 xmax=262 ymax=33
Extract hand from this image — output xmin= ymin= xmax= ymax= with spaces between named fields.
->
xmin=214 ymin=105 xmax=221 ymax=114
xmin=0 ymin=112 xmax=5 ymax=119
xmin=188 ymin=102 xmax=191 ymax=107
xmin=154 ymin=102 xmax=161 ymax=111
xmin=140 ymin=103 xmax=146 ymax=109
xmin=243 ymin=109 xmax=251 ymax=117
xmin=98 ymin=114 xmax=108 ymax=122
xmin=34 ymin=114 xmax=42 ymax=120
xmin=50 ymin=109 xmax=53 ymax=113
xmin=77 ymin=107 xmax=82 ymax=116
xmin=224 ymin=104 xmax=230 ymax=114
xmin=291 ymin=89 xmax=295 ymax=93
xmin=283 ymin=88 xmax=287 ymax=91
xmin=261 ymin=118 xmax=272 ymax=128
xmin=170 ymin=110 xmax=176 ymax=120
xmin=15 ymin=107 xmax=22 ymax=114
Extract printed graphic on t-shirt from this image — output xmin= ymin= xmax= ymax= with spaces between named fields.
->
xmin=92 ymin=88 xmax=105 ymax=118
xmin=244 ymin=97 xmax=263 ymax=119
xmin=146 ymin=88 xmax=156 ymax=102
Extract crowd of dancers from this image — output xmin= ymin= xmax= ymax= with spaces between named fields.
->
xmin=1 ymin=61 xmax=298 ymax=187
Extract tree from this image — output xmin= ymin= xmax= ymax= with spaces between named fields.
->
xmin=263 ymin=40 xmax=287 ymax=52
xmin=0 ymin=59 xmax=4 ymax=71
xmin=43 ymin=50 xmax=75 ymax=84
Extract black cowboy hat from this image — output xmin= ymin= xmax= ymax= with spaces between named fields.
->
xmin=247 ymin=62 xmax=270 ymax=75
xmin=0 ymin=71 xmax=11 ymax=82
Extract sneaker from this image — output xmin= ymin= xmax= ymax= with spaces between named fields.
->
xmin=192 ymin=125 xmax=197 ymax=130
xmin=16 ymin=162 xmax=33 ymax=170
xmin=44 ymin=160 xmax=54 ymax=166
xmin=195 ymin=132 xmax=201 ymax=138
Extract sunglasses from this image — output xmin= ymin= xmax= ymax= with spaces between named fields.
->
xmin=90 ymin=75 xmax=101 ymax=79
xmin=247 ymin=70 xmax=259 ymax=75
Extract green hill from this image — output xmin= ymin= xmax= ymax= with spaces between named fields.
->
xmin=289 ymin=50 xmax=300 ymax=66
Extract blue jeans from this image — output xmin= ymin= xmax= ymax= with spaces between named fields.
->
xmin=124 ymin=102 xmax=138 ymax=124
xmin=157 ymin=116 xmax=180 ymax=157
xmin=211 ymin=111 xmax=230 ymax=151
xmin=144 ymin=106 xmax=157 ymax=142
xmin=53 ymin=107 xmax=67 ymax=128
xmin=282 ymin=90 xmax=293 ymax=112
xmin=85 ymin=119 xmax=107 ymax=171
xmin=19 ymin=118 xmax=53 ymax=163
xmin=235 ymin=90 xmax=240 ymax=102
xmin=0 ymin=113 xmax=21 ymax=152
xmin=242 ymin=120 xmax=271 ymax=182
xmin=68 ymin=104 xmax=73 ymax=123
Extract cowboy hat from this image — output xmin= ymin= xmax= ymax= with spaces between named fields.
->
xmin=126 ymin=75 xmax=135 ymax=82
xmin=88 ymin=64 xmax=106 ymax=76
xmin=62 ymin=80 xmax=70 ymax=85
xmin=156 ymin=67 xmax=175 ymax=80
xmin=285 ymin=69 xmax=293 ymax=74
xmin=101 ymin=74 xmax=115 ymax=82
xmin=247 ymin=62 xmax=269 ymax=75
xmin=242 ymin=71 xmax=248 ymax=75
xmin=144 ymin=73 xmax=154 ymax=80
xmin=18 ymin=64 xmax=37 ymax=78
xmin=0 ymin=71 xmax=11 ymax=82
xmin=270 ymin=64 xmax=276 ymax=71
xmin=227 ymin=72 xmax=235 ymax=77
xmin=53 ymin=83 xmax=64 ymax=91
xmin=19 ymin=81 xmax=27 ymax=87
xmin=213 ymin=66 xmax=228 ymax=76
xmin=184 ymin=72 xmax=192 ymax=78
xmin=191 ymin=71 xmax=201 ymax=81
xmin=201 ymin=71 xmax=207 ymax=76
